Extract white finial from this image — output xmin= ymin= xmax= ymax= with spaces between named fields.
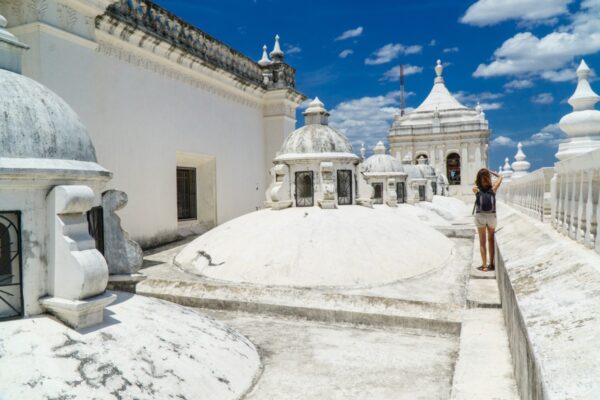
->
xmin=360 ymin=143 xmax=366 ymax=159
xmin=557 ymin=59 xmax=600 ymax=161
xmin=270 ymin=34 xmax=284 ymax=61
xmin=511 ymin=142 xmax=530 ymax=178
xmin=434 ymin=59 xmax=444 ymax=84
xmin=258 ymin=44 xmax=271 ymax=66
xmin=475 ymin=101 xmax=482 ymax=113
xmin=373 ymin=141 xmax=386 ymax=155
xmin=303 ymin=96 xmax=329 ymax=125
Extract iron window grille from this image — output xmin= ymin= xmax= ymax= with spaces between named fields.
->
xmin=446 ymin=153 xmax=461 ymax=185
xmin=337 ymin=170 xmax=353 ymax=206
xmin=397 ymin=182 xmax=406 ymax=204
xmin=295 ymin=171 xmax=314 ymax=207
xmin=0 ymin=211 xmax=23 ymax=321
xmin=372 ymin=183 xmax=383 ymax=204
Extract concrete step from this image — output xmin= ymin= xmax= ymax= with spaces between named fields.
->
xmin=466 ymin=279 xmax=501 ymax=308
xmin=450 ymin=309 xmax=520 ymax=400
xmin=470 ymin=234 xmax=497 ymax=279
xmin=136 ymin=278 xmax=462 ymax=335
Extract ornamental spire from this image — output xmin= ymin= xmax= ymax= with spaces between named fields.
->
xmin=434 ymin=59 xmax=444 ymax=84
xmin=270 ymin=34 xmax=284 ymax=62
xmin=258 ymin=44 xmax=271 ymax=66
xmin=511 ymin=142 xmax=530 ymax=179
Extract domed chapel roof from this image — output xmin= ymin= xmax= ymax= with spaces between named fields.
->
xmin=361 ymin=141 xmax=404 ymax=174
xmin=276 ymin=97 xmax=358 ymax=161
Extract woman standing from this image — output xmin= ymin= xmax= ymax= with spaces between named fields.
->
xmin=473 ymin=168 xmax=503 ymax=272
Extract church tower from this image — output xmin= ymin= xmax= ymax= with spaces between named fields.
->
xmin=388 ymin=60 xmax=491 ymax=196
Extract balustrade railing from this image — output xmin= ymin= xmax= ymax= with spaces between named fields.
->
xmin=551 ymin=148 xmax=600 ymax=254
xmin=500 ymin=167 xmax=554 ymax=222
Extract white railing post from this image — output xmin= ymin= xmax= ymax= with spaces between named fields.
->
xmin=577 ymin=170 xmax=585 ymax=243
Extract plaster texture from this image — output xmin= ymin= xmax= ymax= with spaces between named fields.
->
xmin=102 ymin=190 xmax=143 ymax=275
xmin=206 ymin=310 xmax=458 ymax=400
xmin=0 ymin=293 xmax=260 ymax=400
xmin=496 ymin=204 xmax=600 ymax=399
xmin=174 ymin=206 xmax=454 ymax=287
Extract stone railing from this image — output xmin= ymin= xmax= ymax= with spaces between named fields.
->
xmin=500 ymin=168 xmax=554 ymax=222
xmin=98 ymin=0 xmax=296 ymax=90
xmin=551 ymin=148 xmax=600 ymax=254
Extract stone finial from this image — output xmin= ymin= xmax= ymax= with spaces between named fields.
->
xmin=360 ymin=143 xmax=366 ymax=159
xmin=557 ymin=59 xmax=600 ymax=160
xmin=270 ymin=34 xmax=284 ymax=62
xmin=258 ymin=44 xmax=272 ymax=66
xmin=511 ymin=142 xmax=531 ymax=178
xmin=303 ymin=97 xmax=329 ymax=125
xmin=501 ymin=157 xmax=513 ymax=181
xmin=373 ymin=141 xmax=386 ymax=155
xmin=434 ymin=59 xmax=444 ymax=84
xmin=475 ymin=101 xmax=483 ymax=114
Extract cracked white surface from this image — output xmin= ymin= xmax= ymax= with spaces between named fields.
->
xmin=0 ymin=293 xmax=260 ymax=400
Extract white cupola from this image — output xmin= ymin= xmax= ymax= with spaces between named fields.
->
xmin=511 ymin=142 xmax=531 ymax=179
xmin=556 ymin=59 xmax=600 ymax=160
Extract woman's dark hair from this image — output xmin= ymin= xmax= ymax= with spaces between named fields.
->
xmin=475 ymin=168 xmax=492 ymax=189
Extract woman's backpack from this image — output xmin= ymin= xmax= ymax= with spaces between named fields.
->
xmin=474 ymin=186 xmax=496 ymax=214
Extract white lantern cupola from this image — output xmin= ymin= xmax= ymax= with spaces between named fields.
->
xmin=556 ymin=59 xmax=600 ymax=160
xmin=270 ymin=34 xmax=284 ymax=62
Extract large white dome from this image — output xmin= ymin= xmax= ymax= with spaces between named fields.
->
xmin=0 ymin=69 xmax=96 ymax=162
xmin=279 ymin=124 xmax=354 ymax=155
xmin=174 ymin=206 xmax=454 ymax=288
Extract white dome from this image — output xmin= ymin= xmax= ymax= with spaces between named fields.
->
xmin=362 ymin=141 xmax=403 ymax=173
xmin=174 ymin=206 xmax=454 ymax=288
xmin=0 ymin=69 xmax=96 ymax=162
xmin=276 ymin=97 xmax=357 ymax=160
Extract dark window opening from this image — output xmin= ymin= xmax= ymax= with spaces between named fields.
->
xmin=177 ymin=167 xmax=197 ymax=220
xmin=446 ymin=153 xmax=461 ymax=185
xmin=337 ymin=170 xmax=353 ymax=206
xmin=87 ymin=206 xmax=104 ymax=254
xmin=396 ymin=182 xmax=406 ymax=204
xmin=295 ymin=171 xmax=314 ymax=207
xmin=372 ymin=183 xmax=383 ymax=204
xmin=419 ymin=185 xmax=426 ymax=201
xmin=0 ymin=211 xmax=23 ymax=320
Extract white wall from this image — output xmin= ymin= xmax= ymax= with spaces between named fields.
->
xmin=14 ymin=25 xmax=271 ymax=247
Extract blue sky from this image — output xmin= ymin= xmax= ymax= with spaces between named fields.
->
xmin=156 ymin=0 xmax=600 ymax=171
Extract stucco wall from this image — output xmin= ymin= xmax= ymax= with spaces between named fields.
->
xmin=14 ymin=25 xmax=268 ymax=247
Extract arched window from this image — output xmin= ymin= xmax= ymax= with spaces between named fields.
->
xmin=295 ymin=171 xmax=314 ymax=207
xmin=372 ymin=183 xmax=383 ymax=204
xmin=446 ymin=153 xmax=461 ymax=185
xmin=416 ymin=154 xmax=429 ymax=165
xmin=337 ymin=170 xmax=353 ymax=205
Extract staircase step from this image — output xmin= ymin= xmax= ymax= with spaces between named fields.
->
xmin=466 ymin=279 xmax=501 ymax=308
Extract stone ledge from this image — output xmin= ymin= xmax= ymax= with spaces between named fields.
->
xmin=40 ymin=291 xmax=117 ymax=330
xmin=496 ymin=205 xmax=600 ymax=399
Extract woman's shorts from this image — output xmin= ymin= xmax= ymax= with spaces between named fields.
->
xmin=475 ymin=212 xmax=497 ymax=229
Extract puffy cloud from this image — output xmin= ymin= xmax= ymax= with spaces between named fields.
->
xmin=523 ymin=123 xmax=565 ymax=146
xmin=531 ymin=92 xmax=554 ymax=104
xmin=541 ymin=68 xmax=577 ymax=82
xmin=380 ymin=65 xmax=424 ymax=81
xmin=443 ymin=47 xmax=460 ymax=53
xmin=335 ymin=27 xmax=364 ymax=41
xmin=492 ymin=135 xmax=516 ymax=146
xmin=461 ymin=0 xmax=573 ymax=26
xmin=504 ymin=79 xmax=534 ymax=90
xmin=453 ymin=91 xmax=503 ymax=109
xmin=473 ymin=1 xmax=600 ymax=80
xmin=329 ymin=91 xmax=401 ymax=151
xmin=365 ymin=43 xmax=422 ymax=65
xmin=429 ymin=39 xmax=437 ymax=46
xmin=339 ymin=49 xmax=354 ymax=59
xmin=285 ymin=45 xmax=302 ymax=55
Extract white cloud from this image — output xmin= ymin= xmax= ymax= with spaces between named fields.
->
xmin=504 ymin=79 xmax=534 ymax=90
xmin=541 ymin=68 xmax=576 ymax=82
xmin=461 ymin=0 xmax=573 ymax=26
xmin=335 ymin=27 xmax=364 ymax=41
xmin=443 ymin=47 xmax=460 ymax=53
xmin=479 ymin=102 xmax=503 ymax=110
xmin=365 ymin=43 xmax=422 ymax=65
xmin=473 ymin=1 xmax=600 ymax=80
xmin=285 ymin=45 xmax=302 ymax=55
xmin=329 ymin=91 xmax=401 ymax=151
xmin=339 ymin=49 xmax=354 ymax=59
xmin=523 ymin=123 xmax=565 ymax=146
xmin=380 ymin=65 xmax=424 ymax=81
xmin=531 ymin=92 xmax=554 ymax=104
xmin=429 ymin=39 xmax=437 ymax=46
xmin=453 ymin=91 xmax=503 ymax=108
xmin=492 ymin=135 xmax=516 ymax=146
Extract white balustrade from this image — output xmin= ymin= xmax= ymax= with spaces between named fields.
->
xmin=552 ymin=148 xmax=600 ymax=254
xmin=499 ymin=167 xmax=554 ymax=222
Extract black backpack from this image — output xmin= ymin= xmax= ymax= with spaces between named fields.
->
xmin=474 ymin=186 xmax=496 ymax=214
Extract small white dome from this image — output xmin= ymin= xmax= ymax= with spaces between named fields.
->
xmin=362 ymin=141 xmax=403 ymax=173
xmin=0 ymin=69 xmax=97 ymax=162
xmin=277 ymin=97 xmax=356 ymax=159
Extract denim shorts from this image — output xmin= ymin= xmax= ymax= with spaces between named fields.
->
xmin=475 ymin=212 xmax=497 ymax=229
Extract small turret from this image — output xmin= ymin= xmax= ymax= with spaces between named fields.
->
xmin=270 ymin=34 xmax=284 ymax=63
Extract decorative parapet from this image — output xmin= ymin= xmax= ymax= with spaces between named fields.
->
xmin=552 ymin=148 xmax=600 ymax=254
xmin=97 ymin=0 xmax=297 ymax=91
xmin=499 ymin=167 xmax=554 ymax=222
